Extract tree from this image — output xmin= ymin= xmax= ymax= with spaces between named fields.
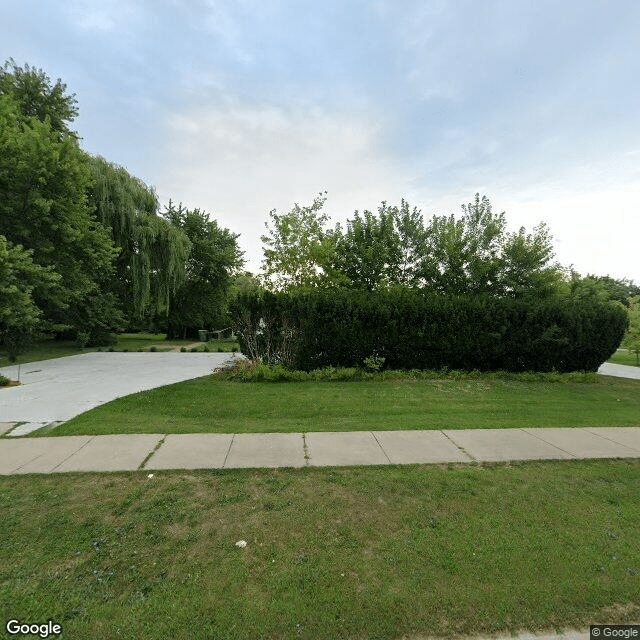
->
xmin=425 ymin=194 xmax=506 ymax=295
xmin=0 ymin=91 xmax=120 ymax=339
xmin=622 ymin=296 xmax=640 ymax=365
xmin=261 ymin=192 xmax=338 ymax=290
xmin=87 ymin=156 xmax=191 ymax=321
xmin=577 ymin=275 xmax=640 ymax=306
xmin=0 ymin=235 xmax=59 ymax=368
xmin=0 ymin=58 xmax=78 ymax=136
xmin=332 ymin=208 xmax=399 ymax=290
xmin=163 ymin=202 xmax=244 ymax=338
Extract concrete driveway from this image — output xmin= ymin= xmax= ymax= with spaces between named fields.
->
xmin=0 ymin=352 xmax=237 ymax=432
xmin=598 ymin=362 xmax=640 ymax=379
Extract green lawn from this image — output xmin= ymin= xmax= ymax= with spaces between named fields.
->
xmin=1 ymin=461 xmax=638 ymax=639
xmin=43 ymin=375 xmax=640 ymax=436
xmin=608 ymin=350 xmax=640 ymax=367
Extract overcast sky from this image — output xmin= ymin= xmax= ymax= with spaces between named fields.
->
xmin=3 ymin=0 xmax=640 ymax=281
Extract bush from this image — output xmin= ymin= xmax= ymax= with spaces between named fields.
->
xmin=0 ymin=374 xmax=10 ymax=386
xmin=150 ymin=346 xmax=157 ymax=352
xmin=87 ymin=330 xmax=117 ymax=347
xmin=211 ymin=361 xmax=602 ymax=384
xmin=180 ymin=347 xmax=187 ymax=352
xmin=230 ymin=289 xmax=628 ymax=372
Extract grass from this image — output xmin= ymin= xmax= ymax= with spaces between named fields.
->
xmin=608 ymin=350 xmax=640 ymax=367
xmin=0 ymin=334 xmax=240 ymax=366
xmin=43 ymin=375 xmax=640 ymax=436
xmin=1 ymin=460 xmax=639 ymax=639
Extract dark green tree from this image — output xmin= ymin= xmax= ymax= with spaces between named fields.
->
xmin=0 ymin=91 xmax=120 ymax=340
xmin=163 ymin=202 xmax=244 ymax=338
xmin=0 ymin=235 xmax=59 ymax=363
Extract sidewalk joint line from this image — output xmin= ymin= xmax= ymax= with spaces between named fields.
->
xmin=302 ymin=433 xmax=310 ymax=466
xmin=371 ymin=432 xmax=392 ymax=464
xmin=520 ymin=428 xmax=577 ymax=458
xmin=222 ymin=434 xmax=235 ymax=468
xmin=580 ymin=427 xmax=640 ymax=453
xmin=440 ymin=430 xmax=476 ymax=461
xmin=50 ymin=435 xmax=97 ymax=472
xmin=139 ymin=434 xmax=167 ymax=470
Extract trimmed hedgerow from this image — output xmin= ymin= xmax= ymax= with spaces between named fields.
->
xmin=231 ymin=289 xmax=627 ymax=373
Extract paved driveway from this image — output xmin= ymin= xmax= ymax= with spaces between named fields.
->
xmin=597 ymin=362 xmax=640 ymax=379
xmin=0 ymin=352 xmax=236 ymax=426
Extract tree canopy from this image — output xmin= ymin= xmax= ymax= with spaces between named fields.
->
xmin=0 ymin=59 xmax=243 ymax=346
xmin=262 ymin=192 xmax=566 ymax=298
xmin=162 ymin=202 xmax=244 ymax=338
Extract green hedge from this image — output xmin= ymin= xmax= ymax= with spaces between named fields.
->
xmin=231 ymin=289 xmax=628 ymax=372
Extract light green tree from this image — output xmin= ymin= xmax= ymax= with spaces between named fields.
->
xmin=261 ymin=192 xmax=339 ymax=290
xmin=88 ymin=157 xmax=191 ymax=320
xmin=622 ymin=296 xmax=640 ymax=365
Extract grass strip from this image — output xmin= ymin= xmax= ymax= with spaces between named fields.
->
xmin=43 ymin=375 xmax=640 ymax=436
xmin=1 ymin=460 xmax=638 ymax=639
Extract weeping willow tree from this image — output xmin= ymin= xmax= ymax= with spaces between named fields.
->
xmin=87 ymin=156 xmax=191 ymax=320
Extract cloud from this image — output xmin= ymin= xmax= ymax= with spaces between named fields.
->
xmin=155 ymin=99 xmax=406 ymax=270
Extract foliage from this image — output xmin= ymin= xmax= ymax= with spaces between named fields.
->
xmin=0 ymin=58 xmax=78 ymax=135
xmin=0 ymin=374 xmax=10 ymax=386
xmin=570 ymin=273 xmax=640 ymax=306
xmin=212 ymin=359 xmax=601 ymax=384
xmin=622 ymin=296 xmax=640 ymax=365
xmin=231 ymin=288 xmax=628 ymax=372
xmin=260 ymin=191 xmax=340 ymax=290
xmin=0 ymin=84 xmax=120 ymax=337
xmin=162 ymin=201 xmax=244 ymax=338
xmin=331 ymin=200 xmax=431 ymax=290
xmin=262 ymin=193 xmax=564 ymax=297
xmin=0 ymin=235 xmax=59 ymax=356
xmin=88 ymin=157 xmax=191 ymax=319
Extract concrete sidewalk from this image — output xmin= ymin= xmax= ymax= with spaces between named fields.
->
xmin=1 ymin=427 xmax=639 ymax=475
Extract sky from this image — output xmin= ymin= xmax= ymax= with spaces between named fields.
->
xmin=3 ymin=0 xmax=640 ymax=281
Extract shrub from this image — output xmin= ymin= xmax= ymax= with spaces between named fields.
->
xmin=88 ymin=330 xmax=118 ymax=347
xmin=180 ymin=347 xmax=187 ymax=352
xmin=190 ymin=347 xmax=199 ymax=352
xmin=150 ymin=346 xmax=157 ymax=352
xmin=108 ymin=347 xmax=115 ymax=352
xmin=0 ymin=374 xmax=10 ymax=386
xmin=211 ymin=362 xmax=602 ymax=384
xmin=231 ymin=289 xmax=628 ymax=372
xmin=75 ymin=331 xmax=90 ymax=350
